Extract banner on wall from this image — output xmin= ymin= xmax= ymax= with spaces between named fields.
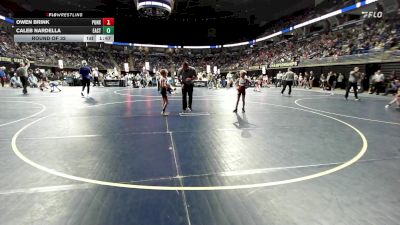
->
xmin=269 ymin=61 xmax=298 ymax=68
xmin=249 ymin=65 xmax=260 ymax=70
xmin=0 ymin=57 xmax=35 ymax=64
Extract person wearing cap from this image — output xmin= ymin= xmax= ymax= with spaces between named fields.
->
xmin=79 ymin=60 xmax=92 ymax=97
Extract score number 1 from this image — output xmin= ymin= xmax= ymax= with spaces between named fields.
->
xmin=102 ymin=18 xmax=114 ymax=26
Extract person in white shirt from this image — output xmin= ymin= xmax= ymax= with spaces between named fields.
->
xmin=28 ymin=73 xmax=38 ymax=88
xmin=276 ymin=71 xmax=283 ymax=87
xmin=369 ymin=70 xmax=384 ymax=95
xmin=11 ymin=76 xmax=22 ymax=88
xmin=93 ymin=67 xmax=100 ymax=86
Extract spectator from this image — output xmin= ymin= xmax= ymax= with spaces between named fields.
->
xmin=369 ymin=70 xmax=385 ymax=94
xmin=10 ymin=75 xmax=22 ymax=88
xmin=28 ymin=73 xmax=38 ymax=88
xmin=0 ymin=66 xmax=6 ymax=87
xmin=384 ymin=79 xmax=400 ymax=96
xmin=337 ymin=73 xmax=345 ymax=89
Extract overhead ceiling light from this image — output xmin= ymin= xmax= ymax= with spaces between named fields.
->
xmin=137 ymin=0 xmax=174 ymax=18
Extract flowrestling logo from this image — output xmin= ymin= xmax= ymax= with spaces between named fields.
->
xmin=362 ymin=11 xmax=383 ymax=19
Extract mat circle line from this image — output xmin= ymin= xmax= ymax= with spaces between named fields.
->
xmin=0 ymin=101 xmax=46 ymax=127
xmin=294 ymin=97 xmax=400 ymax=126
xmin=11 ymin=99 xmax=368 ymax=191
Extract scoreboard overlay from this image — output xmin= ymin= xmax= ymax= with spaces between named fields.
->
xmin=13 ymin=15 xmax=114 ymax=43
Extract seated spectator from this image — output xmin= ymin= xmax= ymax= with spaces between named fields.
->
xmin=28 ymin=73 xmax=38 ymax=88
xmin=384 ymin=79 xmax=400 ymax=96
xmin=10 ymin=75 xmax=22 ymax=88
xmin=369 ymin=70 xmax=385 ymax=94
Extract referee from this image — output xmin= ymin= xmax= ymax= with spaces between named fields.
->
xmin=17 ymin=59 xmax=30 ymax=95
xmin=178 ymin=61 xmax=197 ymax=112
xmin=281 ymin=68 xmax=295 ymax=96
xmin=345 ymin=67 xmax=361 ymax=101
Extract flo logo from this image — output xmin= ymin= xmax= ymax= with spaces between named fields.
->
xmin=362 ymin=11 xmax=383 ymax=18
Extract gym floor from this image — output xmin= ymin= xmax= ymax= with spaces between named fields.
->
xmin=0 ymin=86 xmax=399 ymax=225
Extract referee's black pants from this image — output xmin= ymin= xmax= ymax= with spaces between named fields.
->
xmin=0 ymin=77 xmax=5 ymax=87
xmin=345 ymin=82 xmax=358 ymax=99
xmin=182 ymin=84 xmax=194 ymax=110
xmin=20 ymin=76 xmax=28 ymax=93
xmin=281 ymin=80 xmax=293 ymax=95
